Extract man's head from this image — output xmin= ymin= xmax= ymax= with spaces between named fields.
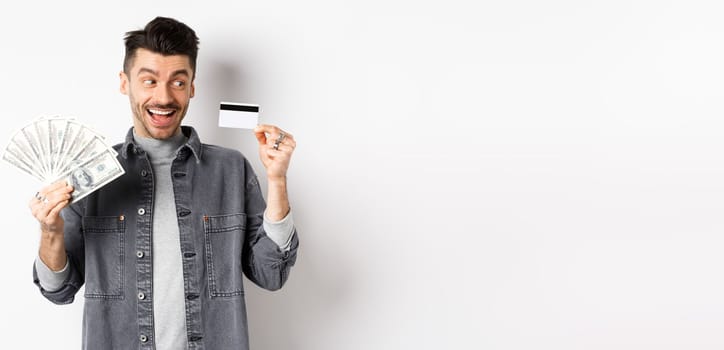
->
xmin=120 ymin=17 xmax=199 ymax=140
xmin=122 ymin=16 xmax=199 ymax=77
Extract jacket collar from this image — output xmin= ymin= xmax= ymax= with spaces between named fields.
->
xmin=120 ymin=126 xmax=203 ymax=163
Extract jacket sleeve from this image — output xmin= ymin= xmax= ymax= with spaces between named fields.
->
xmin=240 ymin=159 xmax=299 ymax=291
xmin=32 ymin=202 xmax=85 ymax=304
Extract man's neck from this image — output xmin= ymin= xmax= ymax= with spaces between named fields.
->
xmin=132 ymin=128 xmax=187 ymax=160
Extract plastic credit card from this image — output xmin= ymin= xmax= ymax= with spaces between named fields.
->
xmin=218 ymin=102 xmax=259 ymax=129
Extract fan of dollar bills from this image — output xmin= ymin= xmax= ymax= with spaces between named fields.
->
xmin=2 ymin=116 xmax=125 ymax=203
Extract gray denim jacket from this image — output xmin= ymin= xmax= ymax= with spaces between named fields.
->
xmin=32 ymin=126 xmax=299 ymax=350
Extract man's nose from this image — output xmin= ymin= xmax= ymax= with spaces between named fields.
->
xmin=153 ymin=85 xmax=173 ymax=104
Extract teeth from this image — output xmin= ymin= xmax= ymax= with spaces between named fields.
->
xmin=149 ymin=109 xmax=173 ymax=115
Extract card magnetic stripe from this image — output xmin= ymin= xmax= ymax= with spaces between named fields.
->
xmin=220 ymin=104 xmax=259 ymax=113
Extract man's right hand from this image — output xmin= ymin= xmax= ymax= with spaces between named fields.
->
xmin=30 ymin=181 xmax=74 ymax=271
xmin=29 ymin=181 xmax=74 ymax=235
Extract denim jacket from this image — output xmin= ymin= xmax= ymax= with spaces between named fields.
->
xmin=32 ymin=126 xmax=299 ymax=350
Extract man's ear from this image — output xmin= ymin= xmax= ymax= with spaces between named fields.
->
xmin=190 ymin=80 xmax=195 ymax=98
xmin=119 ymin=71 xmax=129 ymax=95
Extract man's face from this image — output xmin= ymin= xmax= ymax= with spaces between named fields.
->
xmin=120 ymin=48 xmax=195 ymax=139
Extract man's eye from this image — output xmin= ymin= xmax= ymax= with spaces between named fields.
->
xmin=173 ymin=81 xmax=185 ymax=87
xmin=143 ymin=79 xmax=155 ymax=85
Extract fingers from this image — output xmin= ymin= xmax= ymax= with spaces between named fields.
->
xmin=29 ymin=181 xmax=74 ymax=227
xmin=45 ymin=187 xmax=74 ymax=209
xmin=254 ymin=124 xmax=295 ymax=148
xmin=47 ymin=199 xmax=71 ymax=218
xmin=269 ymin=137 xmax=296 ymax=152
xmin=254 ymin=124 xmax=283 ymax=135
xmin=36 ymin=180 xmax=69 ymax=200
xmin=254 ymin=124 xmax=296 ymax=154
xmin=29 ymin=182 xmax=57 ymax=213
xmin=264 ymin=142 xmax=295 ymax=156
xmin=254 ymin=124 xmax=295 ymax=181
xmin=39 ymin=182 xmax=74 ymax=205
xmin=254 ymin=128 xmax=267 ymax=146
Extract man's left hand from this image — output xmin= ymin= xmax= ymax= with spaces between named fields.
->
xmin=254 ymin=124 xmax=296 ymax=181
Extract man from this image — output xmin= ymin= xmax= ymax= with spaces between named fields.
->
xmin=28 ymin=16 xmax=299 ymax=349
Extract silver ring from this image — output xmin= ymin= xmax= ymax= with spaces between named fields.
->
xmin=273 ymin=132 xmax=285 ymax=151
xmin=35 ymin=192 xmax=42 ymax=200
xmin=276 ymin=132 xmax=286 ymax=143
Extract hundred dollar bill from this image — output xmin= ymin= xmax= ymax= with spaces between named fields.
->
xmin=3 ymin=138 xmax=44 ymax=181
xmin=33 ymin=119 xmax=51 ymax=175
xmin=48 ymin=118 xmax=60 ymax=175
xmin=75 ymin=120 xmax=115 ymax=154
xmin=7 ymin=132 xmax=42 ymax=177
xmin=55 ymin=120 xmax=82 ymax=175
xmin=60 ymin=121 xmax=96 ymax=175
xmin=17 ymin=125 xmax=48 ymax=179
xmin=4 ymin=116 xmax=123 ymax=195
xmin=62 ymin=149 xmax=125 ymax=203
xmin=57 ymin=135 xmax=114 ymax=177
xmin=48 ymin=117 xmax=71 ymax=176
xmin=74 ymin=119 xmax=106 ymax=140
xmin=2 ymin=146 xmax=45 ymax=182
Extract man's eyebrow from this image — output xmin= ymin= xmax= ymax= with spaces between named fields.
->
xmin=137 ymin=67 xmax=158 ymax=76
xmin=171 ymin=69 xmax=190 ymax=78
xmin=136 ymin=68 xmax=190 ymax=77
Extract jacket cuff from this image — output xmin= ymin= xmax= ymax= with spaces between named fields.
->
xmin=34 ymin=255 xmax=70 ymax=292
xmin=263 ymin=209 xmax=295 ymax=251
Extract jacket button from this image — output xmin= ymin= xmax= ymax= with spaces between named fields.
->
xmin=141 ymin=170 xmax=148 ymax=177
xmin=138 ymin=208 xmax=145 ymax=215
xmin=138 ymin=292 xmax=145 ymax=300
xmin=136 ymin=251 xmax=144 ymax=258
xmin=139 ymin=334 xmax=148 ymax=342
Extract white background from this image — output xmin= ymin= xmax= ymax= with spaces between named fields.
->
xmin=1 ymin=1 xmax=723 ymax=349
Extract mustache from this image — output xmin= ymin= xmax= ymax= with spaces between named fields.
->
xmin=146 ymin=103 xmax=180 ymax=110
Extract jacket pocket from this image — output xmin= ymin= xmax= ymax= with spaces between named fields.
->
xmin=82 ymin=215 xmax=125 ymax=299
xmin=204 ymin=213 xmax=246 ymax=297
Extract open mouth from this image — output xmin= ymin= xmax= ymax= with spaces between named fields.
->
xmin=147 ymin=108 xmax=177 ymax=127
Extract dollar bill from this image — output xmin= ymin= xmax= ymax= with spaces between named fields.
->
xmin=57 ymin=136 xmax=107 ymax=177
xmin=55 ymin=120 xmax=82 ymax=175
xmin=3 ymin=138 xmax=44 ymax=181
xmin=62 ymin=149 xmax=125 ymax=203
xmin=17 ymin=125 xmax=49 ymax=179
xmin=3 ymin=116 xmax=125 ymax=201
xmin=33 ymin=119 xmax=51 ymax=176
xmin=2 ymin=147 xmax=45 ymax=182
xmin=48 ymin=117 xmax=71 ymax=176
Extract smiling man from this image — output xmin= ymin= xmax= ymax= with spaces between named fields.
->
xmin=29 ymin=16 xmax=299 ymax=349
xmin=122 ymin=47 xmax=195 ymax=140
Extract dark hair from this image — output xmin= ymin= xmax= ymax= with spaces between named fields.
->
xmin=123 ymin=16 xmax=199 ymax=76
